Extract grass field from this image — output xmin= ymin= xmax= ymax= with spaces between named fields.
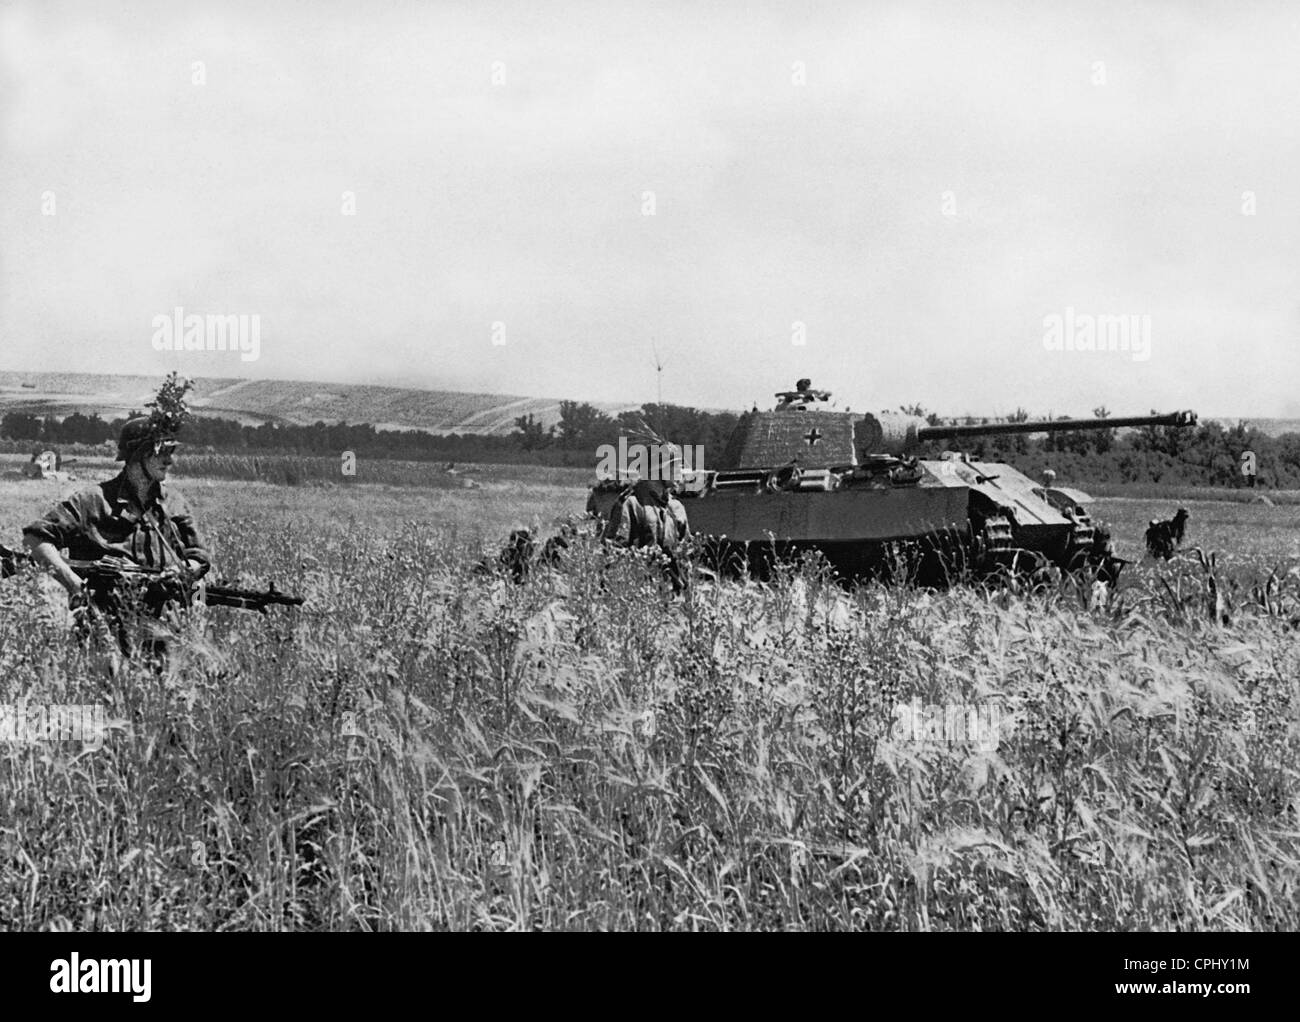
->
xmin=0 ymin=466 xmax=1297 ymax=930
xmin=1086 ymin=482 xmax=1300 ymax=506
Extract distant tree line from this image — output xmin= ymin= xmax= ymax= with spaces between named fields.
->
xmin=0 ymin=403 xmax=741 ymax=469
xmin=3 ymin=402 xmax=1298 ymax=487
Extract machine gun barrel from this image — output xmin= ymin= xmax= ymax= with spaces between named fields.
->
xmin=63 ymin=559 xmax=304 ymax=613
xmin=916 ymin=410 xmax=1197 ymax=442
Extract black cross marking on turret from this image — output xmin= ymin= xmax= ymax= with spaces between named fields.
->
xmin=804 ymin=428 xmax=823 ymax=446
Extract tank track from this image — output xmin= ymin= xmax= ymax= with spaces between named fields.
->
xmin=976 ymin=514 xmax=1015 ymax=562
xmin=975 ymin=514 xmax=1056 ymax=580
xmin=1063 ymin=519 xmax=1097 ymax=571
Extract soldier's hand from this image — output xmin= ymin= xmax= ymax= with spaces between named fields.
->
xmin=58 ymin=566 xmax=86 ymax=595
xmin=70 ymin=589 xmax=117 ymax=651
xmin=158 ymin=558 xmax=207 ymax=581
xmin=69 ymin=586 xmax=94 ymax=630
xmin=27 ymin=540 xmax=92 ymax=595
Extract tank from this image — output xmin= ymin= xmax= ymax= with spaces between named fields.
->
xmin=589 ymin=381 xmax=1198 ymax=583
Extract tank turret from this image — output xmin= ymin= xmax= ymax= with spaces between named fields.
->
xmin=721 ymin=387 xmax=1196 ymax=466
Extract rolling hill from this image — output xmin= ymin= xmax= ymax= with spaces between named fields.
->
xmin=0 ymin=372 xmax=640 ymax=436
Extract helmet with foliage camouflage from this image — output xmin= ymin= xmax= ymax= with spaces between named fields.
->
xmin=115 ymin=417 xmax=180 ymax=462
xmin=116 ymin=373 xmax=194 ymax=462
xmin=656 ymin=442 xmax=684 ymax=487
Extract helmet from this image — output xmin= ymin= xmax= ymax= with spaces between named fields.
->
xmin=656 ymin=443 xmax=683 ymax=487
xmin=116 ymin=416 xmax=179 ymax=462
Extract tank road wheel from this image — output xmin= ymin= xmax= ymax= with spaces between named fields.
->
xmin=1081 ymin=523 xmax=1126 ymax=587
xmin=973 ymin=514 xmax=1015 ymax=573
xmin=1063 ymin=519 xmax=1097 ymax=573
xmin=973 ymin=515 xmax=1055 ymax=589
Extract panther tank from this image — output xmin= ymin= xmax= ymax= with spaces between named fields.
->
xmin=593 ymin=381 xmax=1198 ymax=583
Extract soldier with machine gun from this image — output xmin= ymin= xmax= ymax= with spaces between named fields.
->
xmin=14 ymin=375 xmax=300 ymax=668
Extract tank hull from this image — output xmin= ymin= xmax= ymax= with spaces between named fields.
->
xmin=589 ymin=458 xmax=1090 ymax=583
xmin=684 ymin=484 xmax=970 ymax=543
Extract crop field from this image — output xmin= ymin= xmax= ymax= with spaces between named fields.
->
xmin=0 ymin=468 xmax=1297 ymax=930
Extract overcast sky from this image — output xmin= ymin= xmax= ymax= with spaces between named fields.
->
xmin=3 ymin=0 xmax=1298 ymax=418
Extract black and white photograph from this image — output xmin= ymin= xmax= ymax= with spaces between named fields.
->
xmin=0 ymin=0 xmax=1292 ymax=971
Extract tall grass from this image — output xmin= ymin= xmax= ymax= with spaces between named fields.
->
xmin=0 ymin=514 xmax=1297 ymax=930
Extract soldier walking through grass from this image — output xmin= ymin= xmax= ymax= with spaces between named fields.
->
xmin=21 ymin=376 xmax=211 ymax=669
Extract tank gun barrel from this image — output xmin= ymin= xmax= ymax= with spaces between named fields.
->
xmin=916 ymin=410 xmax=1197 ymax=442
xmin=858 ymin=409 xmax=1198 ymax=457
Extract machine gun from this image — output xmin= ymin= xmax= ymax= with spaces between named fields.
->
xmin=0 ymin=545 xmax=303 ymax=613
xmin=64 ymin=559 xmax=304 ymax=613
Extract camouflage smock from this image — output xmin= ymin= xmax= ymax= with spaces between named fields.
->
xmin=23 ymin=472 xmax=211 ymax=571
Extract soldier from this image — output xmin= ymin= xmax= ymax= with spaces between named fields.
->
xmin=22 ymin=414 xmax=211 ymax=664
xmin=601 ymin=443 xmax=690 ymax=591
xmin=776 ymin=378 xmax=830 ymax=409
